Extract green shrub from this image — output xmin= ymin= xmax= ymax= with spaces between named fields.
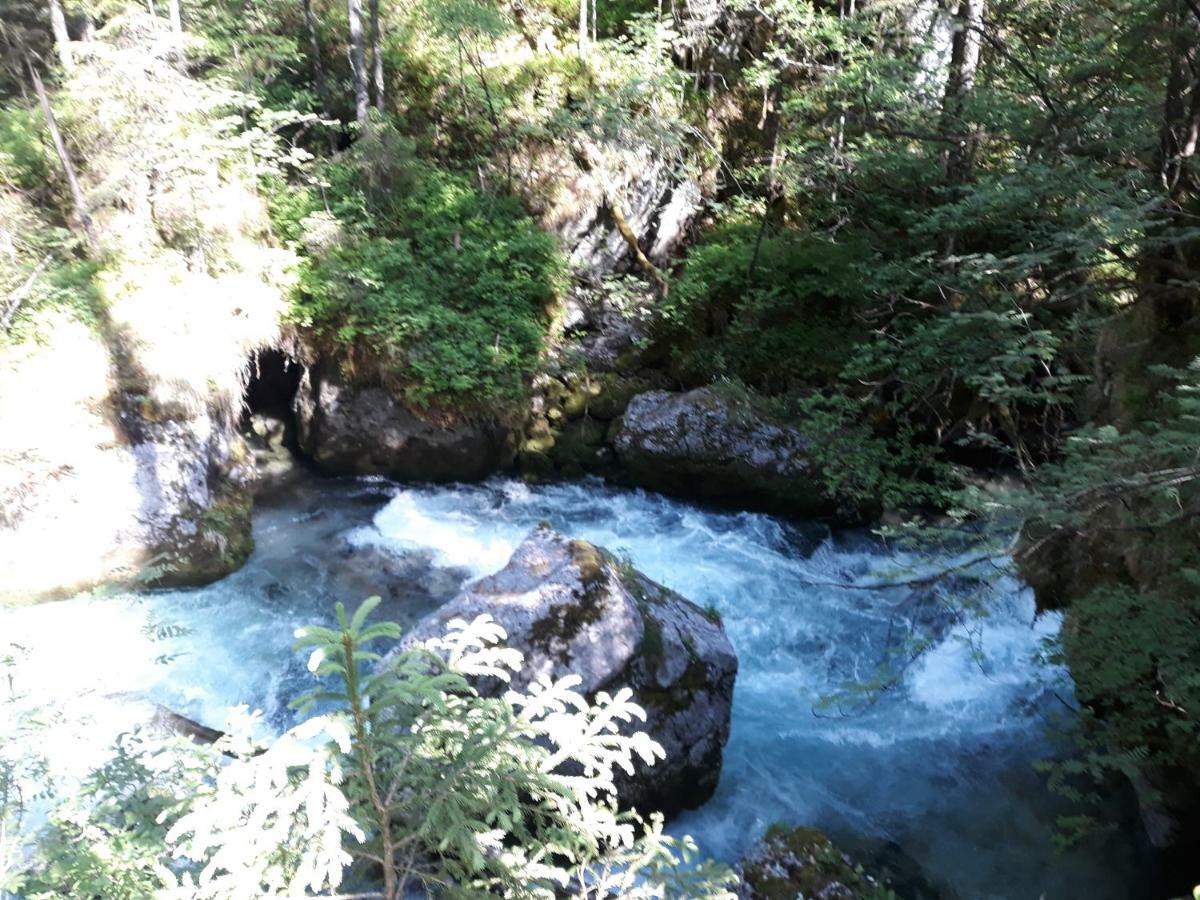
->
xmin=275 ymin=157 xmax=563 ymax=414
xmin=654 ymin=224 xmax=868 ymax=392
xmin=0 ymin=107 xmax=51 ymax=190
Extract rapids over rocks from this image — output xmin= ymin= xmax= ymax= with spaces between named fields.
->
xmin=0 ymin=470 xmax=1150 ymax=898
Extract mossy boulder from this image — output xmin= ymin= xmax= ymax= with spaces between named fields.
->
xmin=738 ymin=825 xmax=894 ymax=900
xmin=613 ymin=387 xmax=838 ymax=518
xmin=294 ymin=362 xmax=511 ymax=482
xmin=588 ymin=372 xmax=666 ymax=421
xmin=395 ymin=525 xmax=738 ymax=815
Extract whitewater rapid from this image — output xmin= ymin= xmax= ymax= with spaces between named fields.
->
xmin=0 ymin=473 xmax=1146 ymax=897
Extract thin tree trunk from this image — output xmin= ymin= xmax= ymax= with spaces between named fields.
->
xmin=937 ymin=0 xmax=984 ymax=259
xmin=607 ymin=194 xmax=668 ymax=295
xmin=47 ymin=0 xmax=72 ymax=70
xmin=347 ymin=0 xmax=369 ymax=127
xmin=368 ymin=0 xmax=384 ymax=113
xmin=1157 ymin=0 xmax=1199 ymax=202
xmin=168 ymin=0 xmax=184 ymax=70
xmin=1141 ymin=0 xmax=1200 ymax=324
xmin=577 ymin=0 xmax=587 ymax=58
xmin=82 ymin=15 xmax=96 ymax=41
xmin=28 ymin=60 xmax=97 ymax=253
xmin=302 ymin=0 xmax=334 ymax=120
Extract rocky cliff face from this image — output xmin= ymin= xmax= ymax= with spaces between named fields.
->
xmin=519 ymin=143 xmax=702 ymax=281
xmin=0 ymin=314 xmax=258 ymax=602
xmin=0 ymin=27 xmax=292 ymax=602
xmin=395 ymin=525 xmax=738 ymax=815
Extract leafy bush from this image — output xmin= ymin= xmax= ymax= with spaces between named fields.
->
xmin=276 ymin=154 xmax=563 ymax=413
xmin=654 ymin=224 xmax=868 ymax=392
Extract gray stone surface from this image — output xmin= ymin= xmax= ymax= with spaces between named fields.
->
xmin=613 ymin=387 xmax=835 ymax=516
xmin=294 ymin=363 xmax=510 ymax=482
xmin=395 ymin=525 xmax=738 ymax=815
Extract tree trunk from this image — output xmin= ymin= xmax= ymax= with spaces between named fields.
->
xmin=937 ymin=0 xmax=984 ymax=258
xmin=577 ymin=0 xmax=587 ymax=58
xmin=347 ymin=0 xmax=370 ymax=127
xmin=28 ymin=59 xmax=97 ymax=254
xmin=368 ymin=0 xmax=384 ymax=113
xmin=1157 ymin=0 xmax=1199 ymax=203
xmin=302 ymin=0 xmax=335 ymax=120
xmin=47 ymin=0 xmax=72 ymax=70
xmin=1141 ymin=0 xmax=1200 ymax=325
xmin=168 ymin=0 xmax=185 ymax=70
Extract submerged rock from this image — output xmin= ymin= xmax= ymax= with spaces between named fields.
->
xmin=294 ymin=363 xmax=511 ymax=482
xmin=738 ymin=825 xmax=892 ymax=900
xmin=613 ymin=387 xmax=837 ymax=517
xmin=395 ymin=525 xmax=737 ymax=816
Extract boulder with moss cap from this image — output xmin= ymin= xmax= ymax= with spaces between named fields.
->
xmin=392 ymin=525 xmax=737 ymax=815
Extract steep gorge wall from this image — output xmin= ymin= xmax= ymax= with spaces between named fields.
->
xmin=0 ymin=19 xmax=294 ymax=602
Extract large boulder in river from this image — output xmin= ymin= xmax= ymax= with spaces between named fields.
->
xmin=294 ymin=363 xmax=511 ymax=482
xmin=613 ymin=387 xmax=836 ymax=517
xmin=396 ymin=525 xmax=738 ymax=815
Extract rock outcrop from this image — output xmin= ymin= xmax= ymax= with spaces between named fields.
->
xmin=294 ymin=363 xmax=511 ymax=482
xmin=0 ymin=313 xmax=260 ymax=604
xmin=519 ymin=144 xmax=701 ymax=280
xmin=613 ymin=387 xmax=835 ymax=517
xmin=0 ymin=28 xmax=293 ymax=602
xmin=396 ymin=525 xmax=737 ymax=815
xmin=737 ymin=826 xmax=891 ymax=900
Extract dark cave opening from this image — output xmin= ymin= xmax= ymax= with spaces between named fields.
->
xmin=241 ymin=348 xmax=304 ymax=460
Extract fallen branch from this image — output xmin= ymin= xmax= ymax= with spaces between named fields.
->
xmin=606 ymin=194 xmax=669 ymax=296
xmin=795 ymin=551 xmax=1010 ymax=591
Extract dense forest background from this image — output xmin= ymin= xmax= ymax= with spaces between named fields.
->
xmin=1 ymin=0 xmax=1199 ymax=890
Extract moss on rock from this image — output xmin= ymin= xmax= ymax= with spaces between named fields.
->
xmin=739 ymin=825 xmax=894 ymax=900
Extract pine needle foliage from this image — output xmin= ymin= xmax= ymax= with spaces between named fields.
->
xmin=6 ymin=600 xmax=737 ymax=900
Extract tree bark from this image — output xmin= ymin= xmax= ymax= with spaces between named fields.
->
xmin=368 ymin=0 xmax=384 ymax=113
xmin=28 ymin=59 xmax=97 ymax=254
xmin=577 ymin=0 xmax=587 ymax=58
xmin=347 ymin=0 xmax=370 ymax=126
xmin=302 ymin=0 xmax=335 ymax=120
xmin=47 ymin=0 xmax=72 ymax=70
xmin=168 ymin=0 xmax=185 ymax=70
xmin=937 ymin=0 xmax=984 ymax=258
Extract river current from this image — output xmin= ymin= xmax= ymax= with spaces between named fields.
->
xmin=0 ymin=470 xmax=1151 ymax=897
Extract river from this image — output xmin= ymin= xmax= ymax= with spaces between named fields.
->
xmin=0 ymin=468 xmax=1152 ymax=897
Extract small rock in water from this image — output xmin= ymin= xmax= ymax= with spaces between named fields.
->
xmin=737 ymin=825 xmax=892 ymax=900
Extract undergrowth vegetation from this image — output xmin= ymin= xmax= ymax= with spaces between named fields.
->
xmin=272 ymin=140 xmax=563 ymax=413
